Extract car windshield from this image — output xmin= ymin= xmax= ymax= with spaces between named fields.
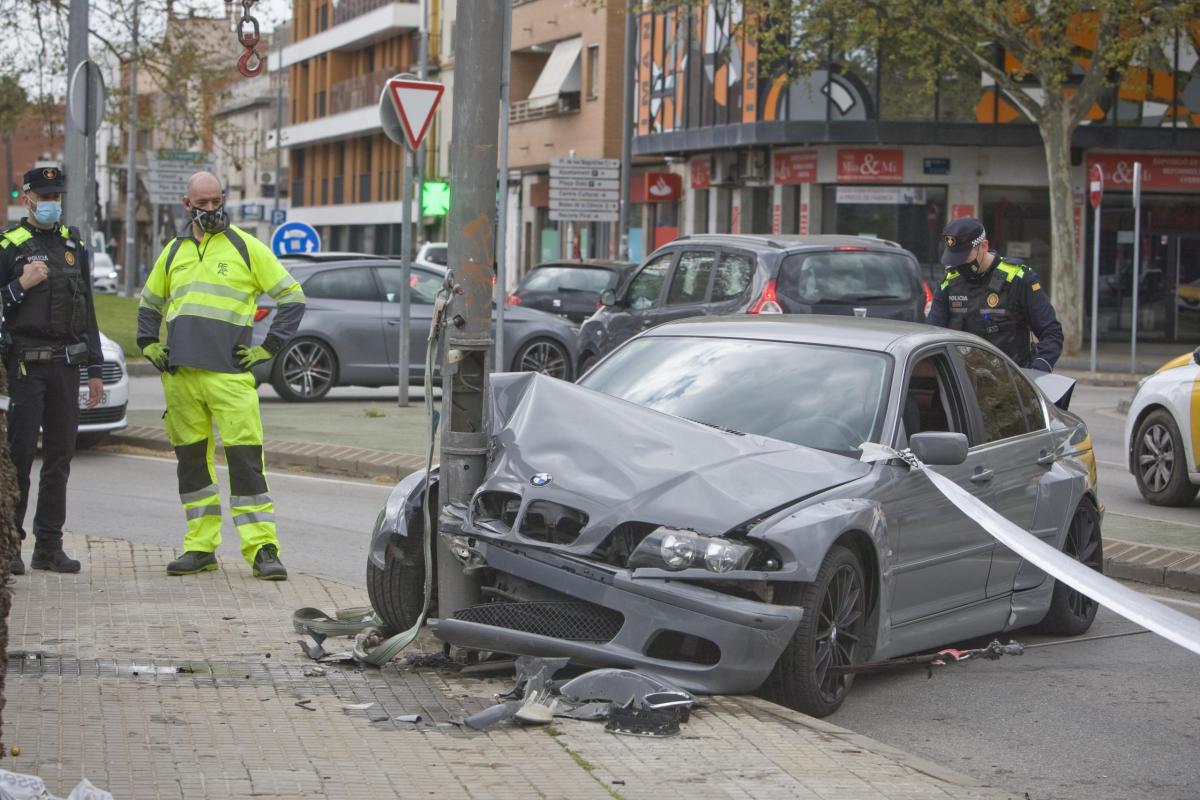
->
xmin=424 ymin=245 xmax=448 ymax=265
xmin=522 ymin=266 xmax=616 ymax=294
xmin=578 ymin=336 xmax=890 ymax=456
xmin=777 ymin=251 xmax=915 ymax=304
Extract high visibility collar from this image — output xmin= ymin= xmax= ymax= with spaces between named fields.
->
xmin=18 ymin=218 xmax=67 ymax=237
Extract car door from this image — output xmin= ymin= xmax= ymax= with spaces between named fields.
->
xmin=604 ymin=250 xmax=675 ymax=350
xmin=378 ymin=265 xmax=443 ymax=381
xmin=299 ymin=266 xmax=387 ymax=383
xmin=657 ymin=249 xmax=718 ymax=325
xmin=885 ymin=347 xmax=998 ymax=624
xmin=953 ymin=344 xmax=1053 ymax=597
xmin=708 ymin=250 xmax=757 ymax=314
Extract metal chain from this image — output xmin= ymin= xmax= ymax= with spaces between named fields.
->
xmin=236 ymin=0 xmax=265 ymax=78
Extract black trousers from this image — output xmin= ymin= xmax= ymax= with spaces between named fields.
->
xmin=7 ymin=355 xmax=80 ymax=550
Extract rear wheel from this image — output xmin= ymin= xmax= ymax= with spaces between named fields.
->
xmin=271 ymin=338 xmax=337 ymax=402
xmin=576 ymin=352 xmax=599 ymax=380
xmin=1133 ymin=410 xmax=1199 ymax=506
xmin=512 ymin=338 xmax=572 ymax=380
xmin=761 ymin=545 xmax=866 ymax=718
xmin=1033 ymin=501 xmax=1103 ymax=636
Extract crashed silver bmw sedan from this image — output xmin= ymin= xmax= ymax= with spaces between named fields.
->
xmin=367 ymin=316 xmax=1101 ymax=717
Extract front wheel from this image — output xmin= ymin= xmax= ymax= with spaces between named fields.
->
xmin=761 ymin=545 xmax=866 ymax=717
xmin=366 ymin=535 xmax=429 ymax=635
xmin=512 ymin=338 xmax=572 ymax=381
xmin=271 ymin=338 xmax=337 ymax=402
xmin=1133 ymin=410 xmax=1199 ymax=506
xmin=1033 ymin=501 xmax=1103 ymax=636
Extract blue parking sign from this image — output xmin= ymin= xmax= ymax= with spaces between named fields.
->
xmin=271 ymin=208 xmax=287 ymax=226
xmin=271 ymin=220 xmax=320 ymax=257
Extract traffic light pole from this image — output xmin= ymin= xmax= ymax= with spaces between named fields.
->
xmin=437 ymin=2 xmax=506 ymax=621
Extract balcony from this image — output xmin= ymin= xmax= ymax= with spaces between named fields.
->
xmin=510 ymin=94 xmax=580 ymax=124
xmin=331 ymin=66 xmax=401 ymax=116
xmin=274 ymin=1 xmax=420 ymax=70
xmin=335 ymin=0 xmax=403 ymax=25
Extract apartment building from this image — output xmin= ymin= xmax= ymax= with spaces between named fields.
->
xmin=274 ymin=0 xmax=449 ymax=253
xmin=4 ymin=104 xmax=65 ymax=223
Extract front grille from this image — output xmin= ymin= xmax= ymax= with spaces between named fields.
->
xmin=519 ymin=500 xmax=588 ymax=545
xmin=78 ymin=361 xmax=124 ymax=385
xmin=453 ymin=601 xmax=624 ymax=643
xmin=79 ymin=403 xmax=126 ymax=425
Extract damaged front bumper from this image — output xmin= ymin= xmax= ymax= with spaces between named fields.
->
xmin=429 ymin=534 xmax=803 ymax=695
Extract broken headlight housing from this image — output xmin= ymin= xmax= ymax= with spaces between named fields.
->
xmin=626 ymin=527 xmax=762 ymax=573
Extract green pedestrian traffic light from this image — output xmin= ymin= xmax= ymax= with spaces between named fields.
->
xmin=8 ymin=186 xmax=17 ymax=200
xmin=422 ymin=181 xmax=450 ymax=217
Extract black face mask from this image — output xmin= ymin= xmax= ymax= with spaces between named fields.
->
xmin=190 ymin=205 xmax=229 ymax=234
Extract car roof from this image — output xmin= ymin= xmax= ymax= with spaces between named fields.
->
xmin=282 ymin=256 xmax=447 ymax=274
xmin=531 ymin=259 xmax=633 ymax=271
xmin=663 ymin=233 xmax=909 ymax=254
xmin=643 ymin=315 xmax=977 ymax=354
xmin=280 ymin=251 xmax=389 ymax=263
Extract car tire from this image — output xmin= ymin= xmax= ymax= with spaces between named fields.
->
xmin=366 ymin=534 xmax=430 ymax=636
xmin=270 ymin=337 xmax=337 ymax=402
xmin=1132 ymin=409 xmax=1199 ymax=506
xmin=75 ymin=431 xmax=109 ymax=449
xmin=576 ymin=352 xmax=599 ymax=379
xmin=1033 ymin=501 xmax=1103 ymax=636
xmin=511 ymin=338 xmax=572 ymax=381
xmin=761 ymin=545 xmax=866 ymax=718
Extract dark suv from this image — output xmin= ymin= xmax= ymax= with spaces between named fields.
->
xmin=576 ymin=234 xmax=930 ymax=374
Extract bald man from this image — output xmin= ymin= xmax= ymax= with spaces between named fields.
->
xmin=137 ymin=172 xmax=306 ymax=579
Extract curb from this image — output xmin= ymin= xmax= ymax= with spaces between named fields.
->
xmin=107 ymin=425 xmax=428 ymax=482
xmin=1105 ymin=538 xmax=1200 ymax=593
xmin=125 ymin=360 xmax=158 ymax=377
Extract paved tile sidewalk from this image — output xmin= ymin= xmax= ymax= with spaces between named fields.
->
xmin=4 ymin=533 xmax=1017 ymax=799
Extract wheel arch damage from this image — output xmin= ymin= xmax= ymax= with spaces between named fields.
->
xmin=368 ymin=467 xmax=439 ymax=571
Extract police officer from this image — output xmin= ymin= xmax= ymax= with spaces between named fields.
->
xmin=0 ymin=166 xmax=104 ymax=574
xmin=137 ymin=172 xmax=305 ymax=579
xmin=927 ymin=217 xmax=1063 ymax=371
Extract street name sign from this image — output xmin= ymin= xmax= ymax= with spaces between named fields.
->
xmin=550 ymin=157 xmax=621 ymax=223
xmin=146 ymin=150 xmax=214 ymax=205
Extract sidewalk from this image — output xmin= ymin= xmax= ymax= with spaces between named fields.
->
xmin=4 ymin=532 xmax=1016 ymax=800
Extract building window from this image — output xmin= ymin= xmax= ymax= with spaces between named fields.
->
xmin=587 ymin=44 xmax=600 ymax=100
xmin=316 ymin=3 xmax=329 ymax=32
xmin=316 ymin=90 xmax=326 ymax=118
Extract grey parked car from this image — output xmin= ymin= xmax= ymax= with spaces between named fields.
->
xmin=251 ymin=254 xmax=579 ymax=401
xmin=367 ymin=316 xmax=1101 ymax=717
xmin=577 ymin=234 xmax=930 ymax=375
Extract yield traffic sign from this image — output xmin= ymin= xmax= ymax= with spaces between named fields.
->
xmin=385 ymin=77 xmax=444 ymax=151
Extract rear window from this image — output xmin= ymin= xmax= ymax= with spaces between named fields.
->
xmin=423 ymin=245 xmax=447 ymax=265
xmin=521 ymin=266 xmax=616 ymax=294
xmin=776 ymin=251 xmax=915 ymax=305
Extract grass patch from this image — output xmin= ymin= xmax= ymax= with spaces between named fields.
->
xmin=363 ymin=408 xmax=387 ymax=419
xmin=93 ymin=294 xmax=154 ymax=358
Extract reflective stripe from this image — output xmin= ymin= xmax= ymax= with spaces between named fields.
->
xmin=996 ymin=262 xmax=1025 ymax=282
xmin=185 ymin=504 xmax=223 ymax=521
xmin=266 ymin=276 xmax=305 ymax=303
xmin=233 ymin=511 xmax=276 ymax=526
xmin=140 ymin=288 xmax=167 ymax=311
xmin=180 ymin=485 xmax=220 ymax=504
xmin=940 ymin=269 xmax=959 ymax=291
xmin=230 ymin=493 xmax=272 ymax=508
xmin=167 ymin=302 xmax=253 ymax=327
xmin=171 ymin=280 xmax=251 ymax=304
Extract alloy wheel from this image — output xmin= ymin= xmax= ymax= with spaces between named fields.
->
xmin=1138 ymin=423 xmax=1174 ymax=493
xmin=814 ymin=563 xmax=865 ymax=704
xmin=281 ymin=341 xmax=334 ymax=399
xmin=516 ymin=340 xmax=570 ymax=379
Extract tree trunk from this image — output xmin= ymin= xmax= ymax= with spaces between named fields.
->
xmin=0 ymin=362 xmax=19 ymax=751
xmin=1038 ymin=104 xmax=1083 ymax=355
xmin=3 ymin=132 xmax=12 ymax=200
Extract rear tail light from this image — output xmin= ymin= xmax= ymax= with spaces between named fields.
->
xmin=507 ymin=293 xmax=522 ymax=305
xmin=253 ymin=307 xmax=271 ymax=322
xmin=837 ymin=245 xmax=867 ymax=251
xmin=922 ymin=280 xmax=933 ymax=318
xmin=748 ymin=279 xmax=782 ymax=315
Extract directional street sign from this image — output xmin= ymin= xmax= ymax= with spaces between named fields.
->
xmin=384 ymin=76 xmax=445 ymax=151
xmin=549 ymin=157 xmax=621 ymax=222
xmin=271 ymin=220 xmax=321 ymax=257
xmin=146 ymin=150 xmax=214 ymax=205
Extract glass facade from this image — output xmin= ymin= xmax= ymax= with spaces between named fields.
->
xmin=980 ymin=187 xmax=1053 ymax=293
xmin=821 ymin=185 xmax=947 ymax=279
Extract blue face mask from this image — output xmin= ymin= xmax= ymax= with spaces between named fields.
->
xmin=33 ymin=200 xmax=62 ymax=226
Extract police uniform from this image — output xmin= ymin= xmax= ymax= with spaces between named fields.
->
xmin=137 ymin=215 xmax=305 ymax=578
xmin=0 ymin=167 xmax=103 ymax=574
xmin=927 ymin=217 xmax=1063 ymax=371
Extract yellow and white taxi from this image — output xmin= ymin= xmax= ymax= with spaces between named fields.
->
xmin=1124 ymin=347 xmax=1200 ymax=506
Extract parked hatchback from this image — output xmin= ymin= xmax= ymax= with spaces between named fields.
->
xmin=251 ymin=254 xmax=579 ymax=401
xmin=576 ymin=234 xmax=930 ymax=374
xmin=507 ymin=260 xmax=633 ymax=324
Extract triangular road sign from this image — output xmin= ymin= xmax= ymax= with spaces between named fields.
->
xmin=386 ymin=77 xmax=445 ymax=151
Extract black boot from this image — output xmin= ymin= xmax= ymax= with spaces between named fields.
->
xmin=252 ymin=544 xmax=287 ymax=580
xmin=167 ymin=551 xmax=218 ymax=576
xmin=31 ymin=548 xmax=81 ymax=574
xmin=10 ymin=551 xmax=24 ymax=576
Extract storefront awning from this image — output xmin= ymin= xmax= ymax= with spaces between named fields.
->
xmin=528 ymin=37 xmax=582 ymax=109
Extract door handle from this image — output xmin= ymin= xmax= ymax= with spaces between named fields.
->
xmin=970 ymin=467 xmax=994 ymax=484
xmin=386 ymin=320 xmax=401 ymax=326
xmin=1037 ymin=450 xmax=1056 ymax=466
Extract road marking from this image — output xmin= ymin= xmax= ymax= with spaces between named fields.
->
xmin=88 ymin=451 xmax=392 ymax=490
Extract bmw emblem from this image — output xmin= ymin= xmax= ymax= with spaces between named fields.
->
xmin=530 ymin=473 xmax=553 ymax=487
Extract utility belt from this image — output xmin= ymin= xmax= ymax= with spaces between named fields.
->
xmin=13 ymin=341 xmax=89 ymax=366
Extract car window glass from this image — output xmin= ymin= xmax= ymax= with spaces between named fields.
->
xmin=423 ymin=245 xmax=447 ymax=265
xmin=958 ymin=345 xmax=1030 ymax=443
xmin=666 ymin=251 xmax=714 ymax=306
xmin=302 ymin=268 xmax=379 ymax=301
xmin=522 ymin=267 xmax=614 ymax=294
xmin=901 ymin=354 xmax=961 ymax=444
xmin=1011 ymin=366 xmax=1046 ymax=431
xmin=378 ymin=268 xmax=440 ymax=305
xmin=627 ymin=253 xmax=673 ymax=310
xmin=712 ymin=252 xmax=754 ymax=302
xmin=776 ymin=251 xmax=915 ymax=304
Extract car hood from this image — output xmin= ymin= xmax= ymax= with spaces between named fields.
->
xmin=480 ymin=373 xmax=871 ymax=542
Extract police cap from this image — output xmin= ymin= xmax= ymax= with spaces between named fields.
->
xmin=940 ymin=216 xmax=987 ymax=267
xmin=22 ymin=166 xmax=66 ymax=196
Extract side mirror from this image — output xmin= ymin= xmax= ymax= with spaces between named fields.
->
xmin=599 ymin=289 xmax=617 ymax=307
xmin=908 ymin=432 xmax=968 ymax=466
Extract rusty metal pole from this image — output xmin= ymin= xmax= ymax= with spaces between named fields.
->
xmin=437 ymin=1 xmax=506 ymax=618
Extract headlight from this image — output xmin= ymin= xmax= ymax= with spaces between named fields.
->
xmin=627 ymin=527 xmax=761 ymax=573
xmin=107 ymin=271 xmax=118 ymax=279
